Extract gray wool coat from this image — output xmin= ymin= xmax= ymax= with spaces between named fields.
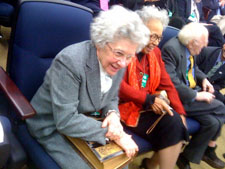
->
xmin=26 ymin=40 xmax=125 ymax=169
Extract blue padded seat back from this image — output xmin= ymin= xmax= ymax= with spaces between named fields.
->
xmin=158 ymin=26 xmax=180 ymax=49
xmin=7 ymin=0 xmax=93 ymax=101
xmin=0 ymin=2 xmax=14 ymax=26
xmin=0 ymin=2 xmax=14 ymax=16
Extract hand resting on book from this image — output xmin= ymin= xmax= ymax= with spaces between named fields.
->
xmin=114 ymin=132 xmax=138 ymax=158
xmin=102 ymin=111 xmax=138 ymax=158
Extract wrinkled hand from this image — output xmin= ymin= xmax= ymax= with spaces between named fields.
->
xmin=180 ymin=115 xmax=187 ymax=128
xmin=151 ymin=97 xmax=173 ymax=116
xmin=202 ymin=78 xmax=214 ymax=94
xmin=196 ymin=91 xmax=215 ymax=103
xmin=114 ymin=132 xmax=139 ymax=158
xmin=102 ymin=111 xmax=123 ymax=141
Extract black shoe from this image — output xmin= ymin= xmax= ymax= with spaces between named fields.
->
xmin=177 ymin=154 xmax=191 ymax=169
xmin=140 ymin=158 xmax=149 ymax=169
xmin=223 ymin=153 xmax=225 ymax=159
xmin=202 ymin=146 xmax=225 ymax=169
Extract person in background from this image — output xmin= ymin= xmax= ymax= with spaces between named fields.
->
xmin=26 ymin=5 xmax=150 ymax=169
xmin=119 ymin=6 xmax=188 ymax=169
xmin=67 ymin=0 xmax=102 ymax=16
xmin=170 ymin=0 xmax=225 ymax=47
xmin=202 ymin=0 xmax=225 ymax=21
xmin=110 ymin=0 xmax=169 ymax=11
xmin=202 ymin=0 xmax=225 ymax=35
xmin=196 ymin=44 xmax=225 ymax=104
xmin=161 ymin=22 xmax=225 ymax=169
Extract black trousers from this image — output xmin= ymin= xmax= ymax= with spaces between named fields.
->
xmin=214 ymin=90 xmax=225 ymax=104
xmin=183 ymin=99 xmax=225 ymax=163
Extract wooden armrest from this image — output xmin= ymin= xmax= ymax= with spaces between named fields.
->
xmin=0 ymin=67 xmax=36 ymax=120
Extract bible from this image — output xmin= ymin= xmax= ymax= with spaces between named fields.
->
xmin=66 ymin=136 xmax=131 ymax=169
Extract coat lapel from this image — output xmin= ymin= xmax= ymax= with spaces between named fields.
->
xmin=206 ymin=50 xmax=221 ymax=73
xmin=211 ymin=63 xmax=225 ymax=81
xmin=85 ymin=45 xmax=101 ymax=111
xmin=180 ymin=45 xmax=187 ymax=83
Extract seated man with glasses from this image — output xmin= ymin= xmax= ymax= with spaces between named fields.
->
xmin=119 ymin=6 xmax=188 ymax=169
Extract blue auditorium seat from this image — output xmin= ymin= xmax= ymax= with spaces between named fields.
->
xmin=0 ymin=0 xmax=93 ymax=168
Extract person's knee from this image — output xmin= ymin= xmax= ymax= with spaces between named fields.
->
xmin=203 ymin=117 xmax=220 ymax=133
xmin=165 ymin=111 xmax=183 ymax=128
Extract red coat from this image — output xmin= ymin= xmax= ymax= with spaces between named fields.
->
xmin=119 ymin=47 xmax=186 ymax=117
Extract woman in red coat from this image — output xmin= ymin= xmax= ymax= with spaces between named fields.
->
xmin=119 ymin=6 xmax=188 ymax=169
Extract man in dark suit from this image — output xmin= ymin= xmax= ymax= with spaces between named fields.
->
xmin=196 ymin=44 xmax=225 ymax=104
xmin=161 ymin=22 xmax=225 ymax=169
xmin=170 ymin=0 xmax=225 ymax=47
xmin=68 ymin=0 xmax=102 ymax=16
xmin=202 ymin=0 xmax=225 ymax=20
xmin=110 ymin=0 xmax=169 ymax=11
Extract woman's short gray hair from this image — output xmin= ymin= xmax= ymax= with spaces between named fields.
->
xmin=136 ymin=5 xmax=169 ymax=29
xmin=90 ymin=5 xmax=150 ymax=52
xmin=178 ymin=22 xmax=208 ymax=46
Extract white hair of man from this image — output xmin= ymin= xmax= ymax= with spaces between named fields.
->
xmin=136 ymin=5 xmax=169 ymax=29
xmin=90 ymin=5 xmax=150 ymax=52
xmin=178 ymin=22 xmax=208 ymax=46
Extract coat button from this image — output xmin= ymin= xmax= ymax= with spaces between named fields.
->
xmin=219 ymin=71 xmax=222 ymax=74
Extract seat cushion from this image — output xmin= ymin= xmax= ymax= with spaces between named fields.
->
xmin=186 ymin=117 xmax=200 ymax=134
xmin=123 ymin=125 xmax=153 ymax=154
xmin=16 ymin=124 xmax=60 ymax=169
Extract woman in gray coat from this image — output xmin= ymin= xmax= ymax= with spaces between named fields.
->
xmin=26 ymin=5 xmax=150 ymax=169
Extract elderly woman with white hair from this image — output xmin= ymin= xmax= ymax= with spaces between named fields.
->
xmin=119 ymin=6 xmax=188 ymax=169
xmin=26 ymin=5 xmax=150 ymax=169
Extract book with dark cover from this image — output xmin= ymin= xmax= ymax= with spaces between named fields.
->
xmin=87 ymin=141 xmax=124 ymax=162
xmin=66 ymin=136 xmax=131 ymax=169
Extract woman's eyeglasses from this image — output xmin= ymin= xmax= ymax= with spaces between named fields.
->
xmin=107 ymin=43 xmax=135 ymax=62
xmin=150 ymin=34 xmax=163 ymax=42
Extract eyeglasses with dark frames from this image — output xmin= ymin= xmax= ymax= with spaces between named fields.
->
xmin=150 ymin=34 xmax=163 ymax=42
